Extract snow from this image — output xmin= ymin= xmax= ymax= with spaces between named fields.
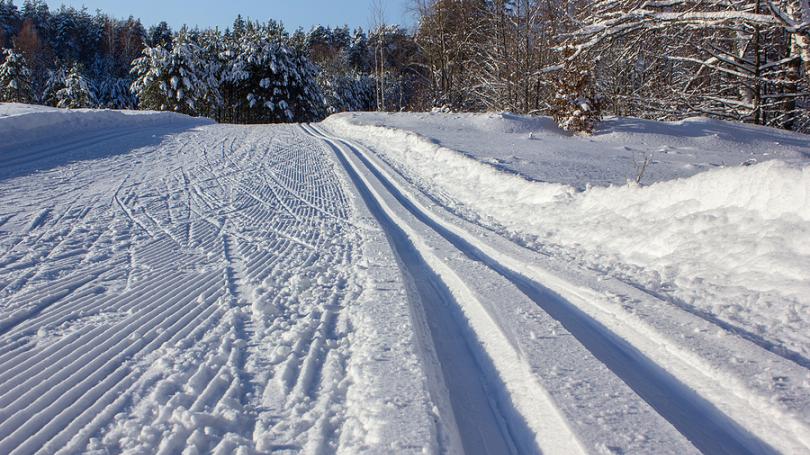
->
xmin=2 ymin=105 xmax=809 ymax=454
xmin=0 ymin=103 xmax=212 ymax=150
xmin=323 ymin=111 xmax=810 ymax=368
xmin=308 ymin=125 xmax=699 ymax=454
xmin=309 ymin=123 xmax=810 ymax=454
xmin=328 ymin=111 xmax=810 ymax=188
xmin=0 ymin=107 xmax=437 ymax=453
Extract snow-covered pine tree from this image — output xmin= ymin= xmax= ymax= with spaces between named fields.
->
xmin=550 ymin=48 xmax=602 ymax=134
xmin=0 ymin=48 xmax=35 ymax=103
xmin=0 ymin=0 xmax=21 ymax=48
xmin=286 ymin=48 xmax=327 ymax=121
xmin=193 ymin=29 xmax=225 ymax=118
xmin=288 ymin=28 xmax=307 ymax=52
xmin=129 ymin=44 xmax=171 ymax=110
xmin=232 ymin=15 xmax=246 ymax=39
xmin=347 ymin=27 xmax=370 ymax=73
xmin=96 ymin=77 xmax=137 ymax=109
xmin=42 ymin=66 xmax=67 ymax=106
xmin=130 ymin=29 xmax=217 ymax=116
xmin=221 ymin=26 xmax=324 ymax=123
xmin=147 ymin=21 xmax=173 ymax=48
xmin=56 ymin=63 xmax=97 ymax=108
xmin=332 ymin=25 xmax=351 ymax=52
xmin=319 ymin=70 xmax=375 ymax=113
xmin=87 ymin=54 xmax=136 ymax=109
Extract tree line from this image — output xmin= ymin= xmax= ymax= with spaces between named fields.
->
xmin=414 ymin=0 xmax=810 ymax=132
xmin=0 ymin=0 xmax=426 ymax=123
xmin=1 ymin=0 xmax=809 ymax=133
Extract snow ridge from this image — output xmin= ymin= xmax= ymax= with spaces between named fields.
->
xmin=0 ymin=103 xmax=212 ymax=151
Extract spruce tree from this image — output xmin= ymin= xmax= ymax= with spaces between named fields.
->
xmin=131 ymin=29 xmax=218 ymax=116
xmin=0 ymin=48 xmax=34 ymax=103
xmin=56 ymin=63 xmax=96 ymax=108
xmin=42 ymin=66 xmax=67 ymax=106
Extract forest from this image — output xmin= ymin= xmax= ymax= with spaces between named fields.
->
xmin=1 ymin=0 xmax=809 ymax=132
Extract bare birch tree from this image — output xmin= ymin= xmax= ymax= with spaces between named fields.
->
xmin=371 ymin=0 xmax=386 ymax=111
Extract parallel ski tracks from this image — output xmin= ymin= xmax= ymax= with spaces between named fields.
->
xmin=304 ymin=124 xmax=545 ymax=454
xmin=303 ymin=123 xmax=795 ymax=455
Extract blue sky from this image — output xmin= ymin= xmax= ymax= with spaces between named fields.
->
xmin=42 ymin=0 xmax=415 ymax=31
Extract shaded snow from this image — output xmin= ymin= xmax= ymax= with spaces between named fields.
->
xmin=1 ymin=102 xmax=212 ymax=149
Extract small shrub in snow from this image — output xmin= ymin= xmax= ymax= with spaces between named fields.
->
xmin=0 ymin=48 xmax=34 ymax=103
xmin=551 ymin=52 xmax=602 ymax=135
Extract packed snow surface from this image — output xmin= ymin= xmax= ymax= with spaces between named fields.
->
xmin=0 ymin=106 xmax=437 ymax=453
xmin=1 ymin=104 xmax=809 ymax=454
xmin=325 ymin=112 xmax=810 ymax=364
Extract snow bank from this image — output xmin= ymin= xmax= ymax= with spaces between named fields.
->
xmin=323 ymin=113 xmax=810 ymax=359
xmin=0 ymin=103 xmax=212 ymax=148
xmin=333 ymin=111 xmax=810 ymax=188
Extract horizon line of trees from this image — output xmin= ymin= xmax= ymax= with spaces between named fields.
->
xmin=1 ymin=0 xmax=809 ymax=134
xmin=413 ymin=0 xmax=810 ymax=133
xmin=0 ymin=0 xmax=427 ymax=124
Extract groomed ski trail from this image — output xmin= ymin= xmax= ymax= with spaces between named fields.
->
xmin=304 ymin=123 xmax=810 ymax=455
xmin=2 ymin=115 xmax=808 ymax=454
xmin=0 ymin=124 xmax=373 ymax=454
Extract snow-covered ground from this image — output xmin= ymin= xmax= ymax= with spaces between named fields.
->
xmin=325 ymin=112 xmax=810 ymax=364
xmin=0 ymin=106 xmax=438 ymax=453
xmin=1 ymin=104 xmax=809 ymax=454
xmin=1 ymin=103 xmax=211 ymax=151
xmin=331 ymin=111 xmax=810 ymax=187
